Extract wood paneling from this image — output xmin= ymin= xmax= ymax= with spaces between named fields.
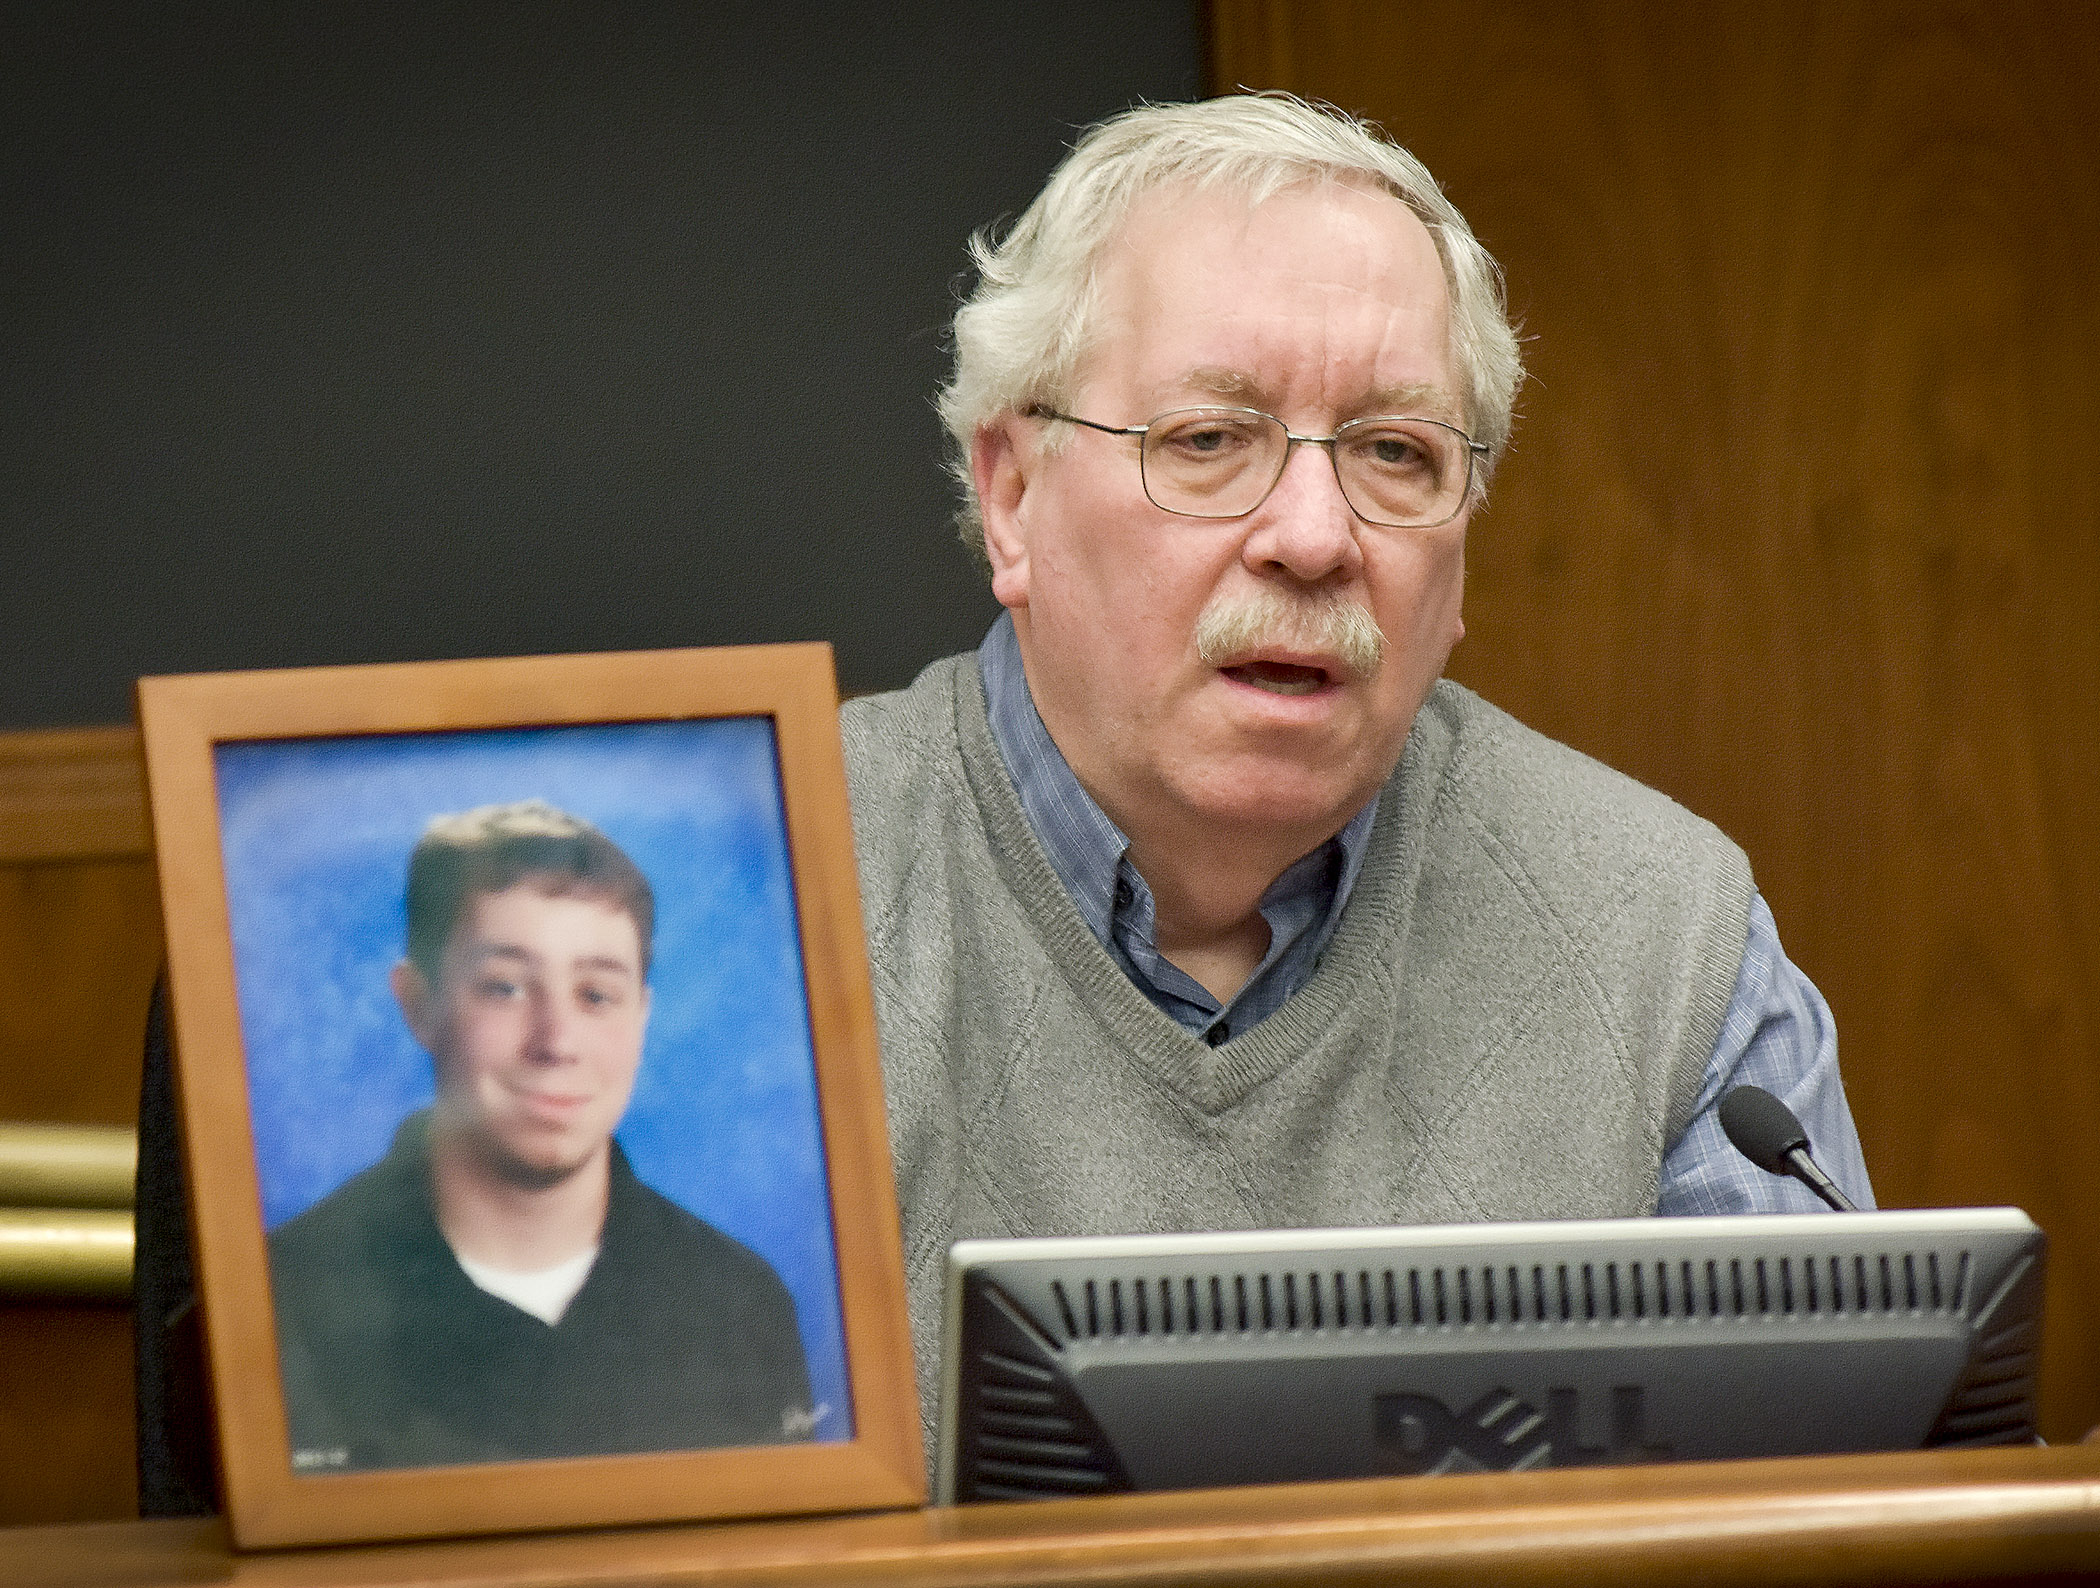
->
xmin=0 ymin=726 xmax=149 ymax=865
xmin=1212 ymin=2 xmax=2100 ymax=1441
xmin=0 ymin=861 xmax=160 ymax=1127
xmin=0 ymin=1306 xmax=137 ymax=1524
xmin=0 ymin=724 xmax=157 ymax=1523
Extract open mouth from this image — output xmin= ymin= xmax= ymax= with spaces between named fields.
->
xmin=1222 ymin=660 xmax=1333 ymax=696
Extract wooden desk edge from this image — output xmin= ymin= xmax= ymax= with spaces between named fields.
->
xmin=8 ymin=1445 xmax=2099 ymax=1588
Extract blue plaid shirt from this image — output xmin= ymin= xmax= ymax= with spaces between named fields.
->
xmin=977 ymin=613 xmax=1873 ymax=1213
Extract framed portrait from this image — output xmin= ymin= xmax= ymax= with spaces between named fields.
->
xmin=139 ymin=644 xmax=923 ymax=1548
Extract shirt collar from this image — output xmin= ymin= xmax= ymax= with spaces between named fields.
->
xmin=978 ymin=611 xmax=1127 ymax=943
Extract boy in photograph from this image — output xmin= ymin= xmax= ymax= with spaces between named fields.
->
xmin=266 ymin=799 xmax=813 ymax=1472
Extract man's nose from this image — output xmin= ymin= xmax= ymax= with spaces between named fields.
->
xmin=526 ymin=990 xmax=583 ymax=1063
xmin=1240 ymin=440 xmax=1365 ymax=583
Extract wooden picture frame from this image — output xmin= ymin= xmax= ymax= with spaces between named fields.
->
xmin=138 ymin=644 xmax=923 ymax=1548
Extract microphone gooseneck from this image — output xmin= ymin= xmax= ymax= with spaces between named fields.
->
xmin=1717 ymin=1085 xmax=1859 ymax=1212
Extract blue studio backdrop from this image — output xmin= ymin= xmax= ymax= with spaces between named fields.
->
xmin=214 ymin=716 xmax=851 ymax=1442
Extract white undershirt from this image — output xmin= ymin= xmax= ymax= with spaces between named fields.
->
xmin=453 ymin=1245 xmax=600 ymax=1326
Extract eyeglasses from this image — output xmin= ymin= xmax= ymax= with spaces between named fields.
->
xmin=1032 ymin=406 xmax=1487 ymax=529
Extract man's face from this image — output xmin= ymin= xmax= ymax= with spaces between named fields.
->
xmin=396 ymin=883 xmax=651 ymax=1189
xmin=977 ymin=179 xmax=1470 ymax=851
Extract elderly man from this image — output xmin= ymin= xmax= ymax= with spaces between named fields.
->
xmin=841 ymin=95 xmax=1871 ymax=1417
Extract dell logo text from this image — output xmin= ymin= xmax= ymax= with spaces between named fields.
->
xmin=1373 ymin=1385 xmax=1673 ymax=1474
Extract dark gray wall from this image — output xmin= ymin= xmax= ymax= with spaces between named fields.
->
xmin=1 ymin=4 xmax=1201 ymax=726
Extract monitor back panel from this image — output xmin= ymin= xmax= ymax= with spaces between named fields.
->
xmin=937 ymin=1212 xmax=2044 ymax=1503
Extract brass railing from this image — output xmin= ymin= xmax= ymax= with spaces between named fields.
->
xmin=0 ymin=1122 xmax=135 ymax=1300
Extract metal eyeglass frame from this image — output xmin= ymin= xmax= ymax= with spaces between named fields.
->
xmin=1031 ymin=405 xmax=1489 ymax=529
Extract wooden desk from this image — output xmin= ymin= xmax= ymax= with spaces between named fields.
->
xmin=8 ymin=1445 xmax=2099 ymax=1587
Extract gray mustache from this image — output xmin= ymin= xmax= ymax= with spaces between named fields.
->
xmin=1194 ymin=587 xmax=1386 ymax=678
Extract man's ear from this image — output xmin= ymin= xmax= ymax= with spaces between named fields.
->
xmin=390 ymin=960 xmax=436 ymax=1051
xmin=972 ymin=417 xmax=1034 ymax=611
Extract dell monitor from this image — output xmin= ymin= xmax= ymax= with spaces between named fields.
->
xmin=936 ymin=1209 xmax=2044 ymax=1504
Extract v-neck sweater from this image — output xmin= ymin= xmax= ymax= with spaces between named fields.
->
xmin=841 ymin=657 xmax=1752 ymax=1435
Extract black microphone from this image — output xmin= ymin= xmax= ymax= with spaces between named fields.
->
xmin=1717 ymin=1085 xmax=1859 ymax=1212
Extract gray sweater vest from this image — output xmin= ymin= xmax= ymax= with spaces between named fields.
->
xmin=842 ymin=656 xmax=1753 ymax=1427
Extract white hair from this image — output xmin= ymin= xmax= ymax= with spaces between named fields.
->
xmin=938 ymin=94 xmax=1524 ymax=563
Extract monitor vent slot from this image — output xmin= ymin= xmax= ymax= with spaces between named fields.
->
xmin=1927 ymin=1313 xmax=2039 ymax=1446
xmin=1042 ymin=1246 xmax=1973 ymax=1340
xmin=959 ymin=1283 xmax=1130 ymax=1501
xmin=1925 ymin=1255 xmax=2043 ymax=1449
xmin=968 ymin=1350 xmax=1117 ymax=1499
